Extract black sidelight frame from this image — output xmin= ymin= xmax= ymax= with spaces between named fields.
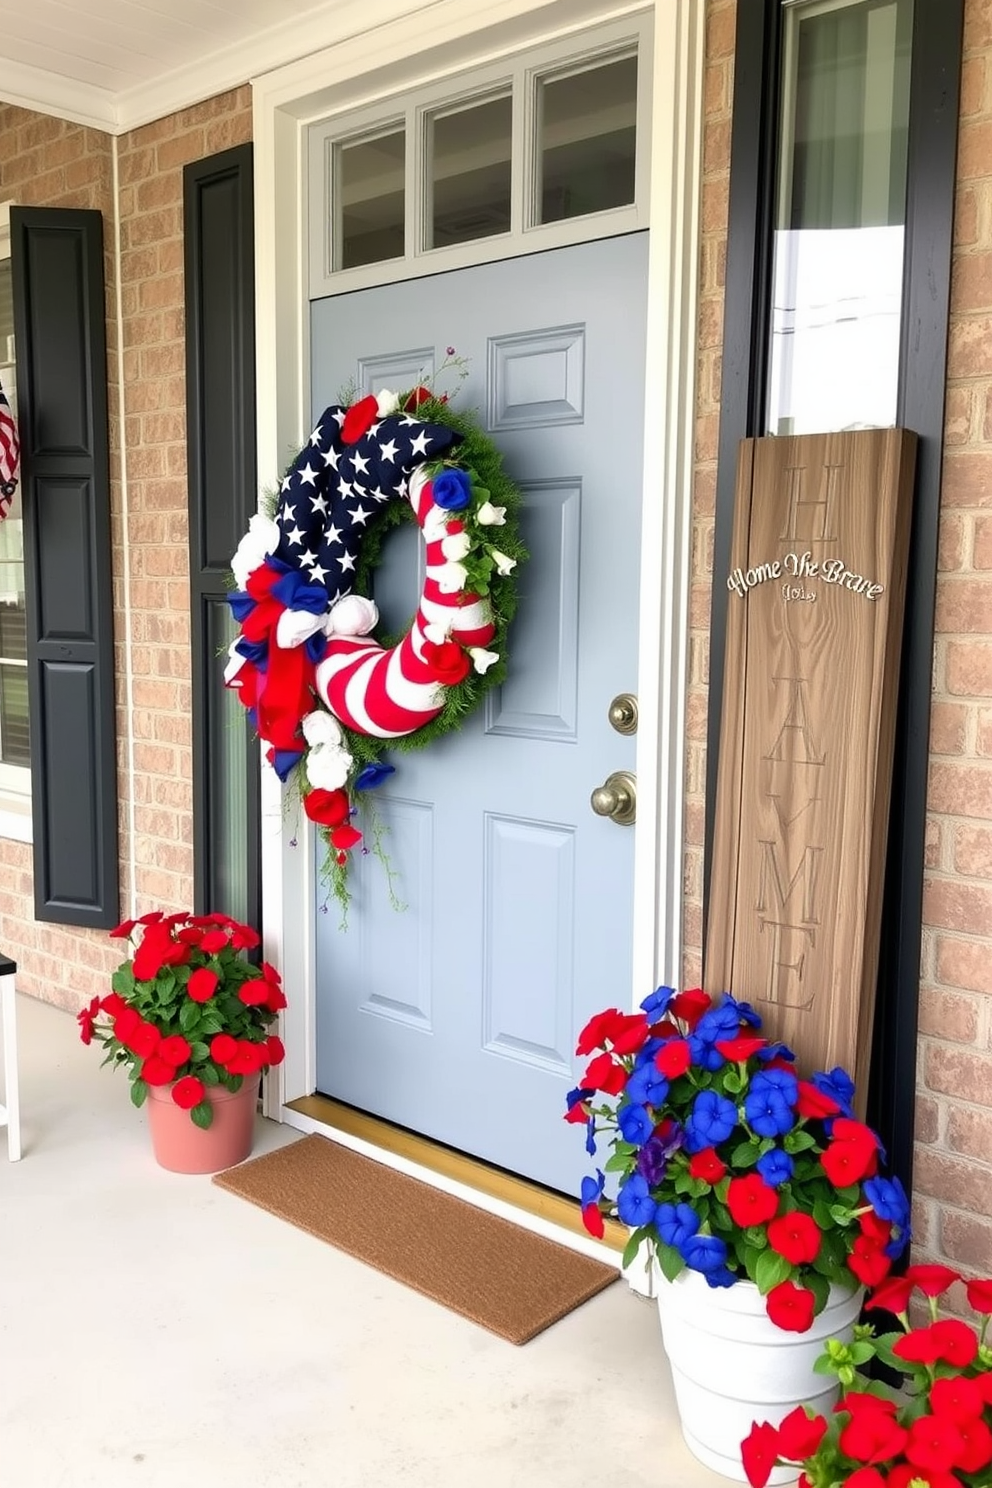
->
xmin=704 ymin=0 xmax=965 ymax=1194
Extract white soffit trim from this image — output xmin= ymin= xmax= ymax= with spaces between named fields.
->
xmin=0 ymin=61 xmax=117 ymax=133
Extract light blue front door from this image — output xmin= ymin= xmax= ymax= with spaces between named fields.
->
xmin=312 ymin=233 xmax=647 ymax=1194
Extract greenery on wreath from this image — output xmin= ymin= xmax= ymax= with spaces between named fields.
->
xmin=566 ymin=986 xmax=910 ymax=1332
xmin=77 ymin=911 xmax=286 ymax=1129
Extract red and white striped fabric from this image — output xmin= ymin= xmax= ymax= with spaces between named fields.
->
xmin=315 ymin=471 xmax=496 ymax=739
xmin=0 ymin=376 xmax=20 ymax=523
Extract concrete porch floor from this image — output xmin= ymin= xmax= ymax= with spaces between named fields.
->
xmin=0 ymin=994 xmax=730 ymax=1488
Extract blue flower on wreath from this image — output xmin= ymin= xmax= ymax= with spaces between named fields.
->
xmin=864 ymin=1175 xmax=911 ymax=1257
xmin=655 ymin=1202 xmax=700 ymax=1251
xmin=681 ymin=1234 xmax=736 ymax=1288
xmin=625 ymin=1062 xmax=669 ymax=1109
xmin=684 ymin=1090 xmax=737 ymax=1152
xmin=617 ymin=1173 xmax=657 ymax=1229
xmin=618 ymin=1102 xmax=654 ymax=1146
xmin=354 ymin=762 xmax=395 ymax=791
xmin=756 ymin=1148 xmax=794 ymax=1188
xmin=744 ymin=1068 xmax=799 ymax=1138
xmin=432 ymin=468 xmax=472 ymax=510
xmin=640 ymin=985 xmax=675 ymax=1018
xmin=812 ymin=1067 xmax=856 ymax=1118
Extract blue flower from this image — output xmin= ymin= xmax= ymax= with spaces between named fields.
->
xmin=640 ymin=985 xmax=675 ymax=1017
xmin=580 ymin=1170 xmax=606 ymax=1208
xmin=725 ymin=996 xmax=762 ymax=1029
xmin=618 ymin=1102 xmax=654 ymax=1146
xmin=617 ymin=1173 xmax=657 ymax=1228
xmin=354 ymin=762 xmax=395 ymax=791
xmin=758 ymin=1042 xmax=797 ymax=1064
xmin=625 ymin=1062 xmax=669 ymax=1108
xmin=744 ymin=1070 xmax=797 ymax=1138
xmin=432 ymin=468 xmax=472 ymax=510
xmin=585 ymin=1118 xmax=596 ymax=1157
xmin=684 ymin=1090 xmax=738 ymax=1152
xmin=633 ymin=1036 xmax=664 ymax=1069
xmin=565 ymin=1085 xmax=592 ymax=1111
xmin=694 ymin=1002 xmax=742 ymax=1044
xmin=655 ymin=1202 xmax=700 ymax=1250
xmin=864 ymin=1175 xmax=911 ymax=1257
xmin=756 ymin=1148 xmax=794 ymax=1187
xmin=812 ymin=1067 xmax=856 ymax=1117
xmin=687 ymin=1034 xmax=726 ymax=1072
xmin=636 ymin=1138 xmax=670 ymax=1187
xmin=681 ymin=1234 xmax=736 ymax=1287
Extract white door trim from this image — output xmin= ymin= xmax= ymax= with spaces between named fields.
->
xmin=250 ymin=0 xmax=703 ymax=1245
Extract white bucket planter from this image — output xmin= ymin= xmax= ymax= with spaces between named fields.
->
xmin=657 ymin=1269 xmax=863 ymax=1485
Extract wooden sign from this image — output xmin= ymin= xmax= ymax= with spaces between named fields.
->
xmin=705 ymin=429 xmax=917 ymax=1096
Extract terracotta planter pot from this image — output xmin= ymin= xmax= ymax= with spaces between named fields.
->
xmin=145 ymin=1074 xmax=260 ymax=1174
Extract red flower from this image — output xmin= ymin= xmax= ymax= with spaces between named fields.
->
xmin=838 ymin=1394 xmax=899 ymax=1418
xmin=109 ymin=918 xmax=137 ymax=938
xmin=140 ymin=1055 xmax=177 ymax=1087
xmin=582 ymin=1052 xmax=628 ymax=1095
xmin=100 ymin=992 xmax=126 ymax=1017
xmin=848 ymin=1235 xmax=891 ymax=1288
xmin=688 ymin=1148 xmax=727 ymax=1184
xmin=727 ymin=1174 xmax=779 ymax=1228
xmin=187 ymin=967 xmax=219 ymax=1003
xmin=904 ymin=1263 xmax=960 ymax=1297
xmin=176 ymin=925 xmax=204 ymax=945
xmin=820 ymin=1119 xmax=880 ymax=1187
xmin=859 ymin=1210 xmax=891 ymax=1246
xmin=137 ymin=911 xmax=165 ymax=926
xmin=159 ymin=1034 xmax=192 ymax=1066
xmin=930 ymin=1375 xmax=986 ymax=1425
xmin=765 ymin=1281 xmax=816 ymax=1333
xmin=227 ymin=1041 xmax=266 ymax=1075
xmin=775 ymin=1406 xmax=827 ymax=1462
xmin=795 ymin=1080 xmax=841 ymax=1119
xmin=171 ymin=1075 xmax=206 ymax=1110
xmin=965 ymin=1277 xmax=992 ymax=1314
xmin=265 ymin=982 xmax=288 ymax=1013
xmin=838 ymin=1407 xmax=908 ymax=1463
xmin=210 ymin=1033 xmax=238 ymax=1065
xmin=654 ymin=1038 xmax=692 ymax=1078
xmin=199 ymin=928 xmax=229 ymax=953
xmin=76 ymin=995 xmax=101 ymax=1045
xmin=340 ymin=394 xmax=378 ymax=443
xmin=422 ymin=638 xmax=471 ymax=687
xmin=231 ymin=923 xmax=260 ymax=950
xmin=330 ymin=823 xmax=363 ymax=852
xmin=954 ymin=1415 xmax=992 ymax=1473
xmin=767 ymin=1211 xmax=822 ymax=1265
xmin=865 ymin=1274 xmax=915 ymax=1314
xmin=238 ymin=980 xmax=270 ymax=1007
xmin=894 ymin=1319 xmax=978 ymax=1368
xmin=887 ymin=1468 xmax=961 ymax=1488
xmin=581 ymin=1203 xmax=605 ymax=1239
xmin=303 ymin=788 xmax=351 ymax=830
xmin=715 ymin=1036 xmax=766 ymax=1062
xmin=842 ymin=1471 xmax=887 ymax=1488
xmin=609 ymin=1014 xmax=650 ymax=1055
xmin=576 ymin=1008 xmax=625 ymax=1055
xmin=265 ymin=1035 xmax=285 ymax=1067
xmin=669 ymin=988 xmax=711 ymax=1027
xmin=741 ymin=1421 xmax=780 ymax=1488
xmin=905 ymin=1415 xmax=966 ymax=1475
xmin=129 ymin=1021 xmax=161 ymax=1058
xmin=404 ymin=385 xmax=433 ymax=410
xmin=113 ymin=1006 xmax=141 ymax=1044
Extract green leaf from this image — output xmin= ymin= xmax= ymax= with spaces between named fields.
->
xmin=190 ymin=1100 xmax=214 ymax=1130
xmin=189 ymin=1042 xmax=210 ymax=1063
xmin=200 ymin=1064 xmax=221 ymax=1086
xmin=743 ymin=1225 xmax=769 ymax=1250
xmin=656 ymin=1242 xmax=686 ymax=1283
xmin=741 ymin=1245 xmax=763 ymax=1284
xmin=754 ymin=1247 xmax=793 ymax=1296
xmin=179 ymin=1000 xmax=201 ymax=1034
xmin=813 ymin=1198 xmax=835 ymax=1230
xmin=731 ymin=1141 xmax=761 ymax=1168
xmin=198 ymin=1017 xmax=224 ymax=1037
xmin=130 ymin=1078 xmax=148 ymax=1109
xmin=621 ymin=1225 xmax=651 ymax=1271
xmin=804 ymin=1269 xmax=830 ymax=1317
xmin=722 ymin=1070 xmax=743 ymax=1095
xmin=783 ymin=1129 xmax=817 ymax=1154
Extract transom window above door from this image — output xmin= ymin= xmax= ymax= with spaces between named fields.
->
xmin=306 ymin=16 xmax=651 ymax=296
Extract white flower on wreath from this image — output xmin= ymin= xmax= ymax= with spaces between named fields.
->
xmin=325 ymin=594 xmax=379 ymax=636
xmin=276 ymin=607 xmax=328 ymax=649
xmin=437 ymin=561 xmax=469 ymax=594
xmin=469 ymin=647 xmax=500 ymax=674
xmin=423 ymin=505 xmax=449 ymax=544
xmin=490 ymin=549 xmax=517 ymax=577
xmin=441 ymin=530 xmax=472 ymax=562
xmin=302 ymin=709 xmax=343 ymax=747
xmin=375 ymin=388 xmax=401 ymax=417
xmin=231 ymin=512 xmax=280 ymax=589
xmin=302 ymin=711 xmax=353 ymax=790
xmin=476 ymin=502 xmax=506 ymax=527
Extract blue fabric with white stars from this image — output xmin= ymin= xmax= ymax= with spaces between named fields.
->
xmin=273 ymin=404 xmax=461 ymax=605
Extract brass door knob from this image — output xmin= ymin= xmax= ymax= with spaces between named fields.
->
xmin=590 ymin=770 xmax=637 ymax=825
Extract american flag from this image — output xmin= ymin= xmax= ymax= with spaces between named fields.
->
xmin=0 ymin=376 xmax=19 ymax=523
xmin=273 ymin=403 xmax=460 ymax=603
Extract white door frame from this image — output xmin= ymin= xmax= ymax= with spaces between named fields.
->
xmin=250 ymin=0 xmax=703 ymax=1254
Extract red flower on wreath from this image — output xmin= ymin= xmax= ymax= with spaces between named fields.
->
xmin=303 ymin=788 xmax=351 ymax=830
xmin=422 ymin=638 xmax=471 ymax=686
xmin=340 ymin=394 xmax=379 ymax=443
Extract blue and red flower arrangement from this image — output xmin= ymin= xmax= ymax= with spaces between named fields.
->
xmin=565 ymin=986 xmax=910 ymax=1332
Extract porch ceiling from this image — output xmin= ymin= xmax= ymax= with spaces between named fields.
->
xmin=0 ymin=0 xmax=367 ymax=134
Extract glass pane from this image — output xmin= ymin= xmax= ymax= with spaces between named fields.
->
xmin=205 ymin=601 xmax=250 ymax=925
xmin=0 ymin=664 xmax=29 ymax=768
xmin=538 ymin=54 xmax=638 ymax=225
xmin=429 ymin=94 xmax=512 ymax=249
xmin=767 ymin=0 xmax=913 ymax=435
xmin=336 ymin=129 xmax=406 ymax=271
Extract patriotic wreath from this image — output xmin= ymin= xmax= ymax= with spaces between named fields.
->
xmin=225 ymin=381 xmax=526 ymax=910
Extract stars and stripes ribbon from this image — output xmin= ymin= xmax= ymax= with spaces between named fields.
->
xmin=0 ymin=376 xmax=20 ymax=523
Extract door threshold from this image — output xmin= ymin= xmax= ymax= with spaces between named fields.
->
xmin=286 ymin=1094 xmax=627 ymax=1254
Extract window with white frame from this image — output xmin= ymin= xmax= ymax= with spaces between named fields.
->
xmin=307 ymin=18 xmax=651 ymax=296
xmin=0 ymin=227 xmax=30 ymax=833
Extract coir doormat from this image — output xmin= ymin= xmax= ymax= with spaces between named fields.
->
xmin=213 ymin=1133 xmax=617 ymax=1344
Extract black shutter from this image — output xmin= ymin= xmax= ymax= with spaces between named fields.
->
xmin=10 ymin=207 xmax=118 ymax=929
xmin=184 ymin=144 xmax=260 ymax=926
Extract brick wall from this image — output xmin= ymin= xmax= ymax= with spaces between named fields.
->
xmin=687 ymin=0 xmax=992 ymax=1275
xmin=0 ymin=87 xmax=251 ymax=1009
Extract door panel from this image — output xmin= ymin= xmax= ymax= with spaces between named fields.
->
xmin=313 ymin=233 xmax=647 ymax=1194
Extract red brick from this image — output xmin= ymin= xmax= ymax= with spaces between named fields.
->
xmin=940 ymin=1210 xmax=992 ymax=1270
xmin=948 ymin=1105 xmax=992 ymax=1162
xmin=928 ymin=702 xmax=970 ymax=755
xmin=940 ymin=450 xmax=992 ymax=508
xmin=954 ymin=822 xmax=992 ymax=877
xmin=924 ymin=1042 xmax=992 ymax=1102
xmin=918 ymin=986 xmax=981 ymax=1043
xmin=936 ymin=934 xmax=992 ymax=994
xmin=927 ymin=760 xmax=992 ymax=818
xmin=946 ymin=640 xmax=992 ymax=695
xmin=924 ymin=877 xmax=992 ymax=935
xmin=915 ymin=1094 xmax=941 ymax=1146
